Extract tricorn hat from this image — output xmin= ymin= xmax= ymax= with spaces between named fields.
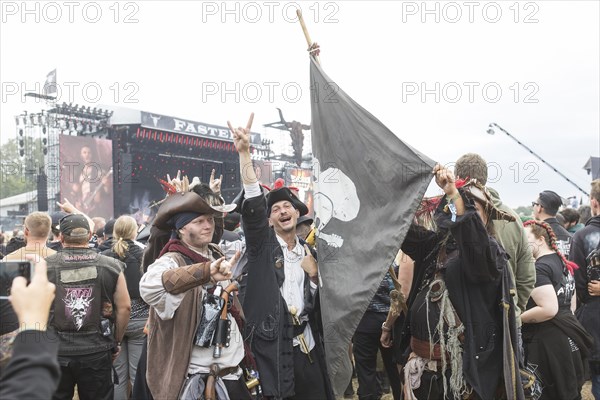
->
xmin=152 ymin=191 xmax=236 ymax=231
xmin=461 ymin=179 xmax=515 ymax=222
xmin=267 ymin=187 xmax=308 ymax=217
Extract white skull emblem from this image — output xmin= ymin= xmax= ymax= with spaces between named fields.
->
xmin=312 ymin=159 xmax=360 ymax=248
xmin=64 ymin=289 xmax=94 ymax=330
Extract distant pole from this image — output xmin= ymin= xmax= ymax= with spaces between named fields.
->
xmin=487 ymin=122 xmax=589 ymax=196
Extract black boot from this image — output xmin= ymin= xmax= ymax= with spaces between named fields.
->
xmin=344 ymin=379 xmax=355 ymax=399
xmin=376 ymin=371 xmax=390 ymax=395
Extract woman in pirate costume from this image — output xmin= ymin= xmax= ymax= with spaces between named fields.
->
xmin=521 ymin=220 xmax=592 ymax=400
xmin=135 ymin=173 xmax=255 ymax=400
xmin=398 ymin=164 xmax=522 ymax=400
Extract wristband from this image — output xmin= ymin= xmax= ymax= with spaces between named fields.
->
xmin=447 ymin=191 xmax=460 ymax=201
xmin=381 ymin=321 xmax=391 ymax=332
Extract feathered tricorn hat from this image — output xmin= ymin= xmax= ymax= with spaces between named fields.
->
xmin=415 ymin=178 xmax=515 ymax=227
xmin=266 ymin=178 xmax=308 ymax=216
xmin=231 ymin=178 xmax=307 ymax=216
xmin=460 ymin=178 xmax=515 ymax=222
xmin=153 ymin=172 xmax=236 ymax=231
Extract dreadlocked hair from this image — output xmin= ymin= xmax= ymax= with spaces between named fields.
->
xmin=416 ymin=229 xmax=454 ymax=292
xmin=523 ymin=220 xmax=578 ymax=275
xmin=415 ymin=196 xmax=442 ymax=231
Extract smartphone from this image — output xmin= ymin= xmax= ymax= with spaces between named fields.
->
xmin=0 ymin=261 xmax=34 ymax=300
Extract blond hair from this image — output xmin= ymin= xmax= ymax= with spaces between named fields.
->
xmin=24 ymin=212 xmax=52 ymax=238
xmin=111 ymin=215 xmax=138 ymax=258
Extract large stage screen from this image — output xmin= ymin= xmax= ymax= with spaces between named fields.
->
xmin=125 ymin=152 xmax=239 ymax=225
xmin=59 ymin=135 xmax=114 ymax=220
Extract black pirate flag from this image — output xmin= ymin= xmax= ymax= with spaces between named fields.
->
xmin=309 ymin=57 xmax=435 ymax=394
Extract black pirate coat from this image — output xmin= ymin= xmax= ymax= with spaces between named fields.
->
xmin=240 ymin=193 xmax=334 ymax=399
xmin=399 ymin=193 xmax=523 ymax=400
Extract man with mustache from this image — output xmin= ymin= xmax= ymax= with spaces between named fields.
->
xmin=230 ymin=114 xmax=333 ymax=399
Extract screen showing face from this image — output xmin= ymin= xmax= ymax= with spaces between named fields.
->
xmin=59 ymin=135 xmax=114 ymax=219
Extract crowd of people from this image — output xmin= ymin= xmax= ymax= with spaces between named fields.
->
xmin=0 ymin=116 xmax=599 ymax=400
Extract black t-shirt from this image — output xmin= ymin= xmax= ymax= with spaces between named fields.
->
xmin=527 ymin=253 xmax=575 ymax=311
xmin=545 ymin=217 xmax=572 ymax=258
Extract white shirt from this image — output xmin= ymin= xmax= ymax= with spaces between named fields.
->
xmin=275 ymin=225 xmax=317 ymax=352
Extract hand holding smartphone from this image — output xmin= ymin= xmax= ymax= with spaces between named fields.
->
xmin=0 ymin=261 xmax=33 ymax=300
xmin=2 ymin=256 xmax=55 ymax=331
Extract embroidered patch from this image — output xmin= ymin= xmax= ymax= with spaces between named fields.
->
xmin=63 ymin=287 xmax=94 ymax=330
xmin=62 ymin=253 xmax=97 ymax=262
xmin=60 ymin=266 xmax=97 ymax=283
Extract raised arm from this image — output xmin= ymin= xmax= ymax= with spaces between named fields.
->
xmin=433 ymin=164 xmax=464 ymax=216
xmin=229 ymin=113 xmax=271 ymax=250
xmin=433 ymin=164 xmax=500 ymax=282
xmin=57 ymin=198 xmax=95 ymax=233
xmin=229 ymin=113 xmax=257 ymax=186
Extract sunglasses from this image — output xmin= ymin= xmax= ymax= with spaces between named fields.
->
xmin=531 ymin=202 xmax=541 ymax=207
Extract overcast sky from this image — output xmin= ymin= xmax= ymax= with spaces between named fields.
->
xmin=1 ymin=0 xmax=598 ymax=208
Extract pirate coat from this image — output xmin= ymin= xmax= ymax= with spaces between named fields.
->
xmin=240 ymin=193 xmax=333 ymax=399
xmin=401 ymin=194 xmax=521 ymax=400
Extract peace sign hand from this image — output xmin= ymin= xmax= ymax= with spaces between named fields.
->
xmin=228 ymin=113 xmax=254 ymax=154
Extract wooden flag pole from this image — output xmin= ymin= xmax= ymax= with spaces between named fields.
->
xmin=296 ymin=9 xmax=320 ymax=65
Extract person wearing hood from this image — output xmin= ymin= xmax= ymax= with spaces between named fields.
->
xmin=570 ymin=179 xmax=600 ymax=399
